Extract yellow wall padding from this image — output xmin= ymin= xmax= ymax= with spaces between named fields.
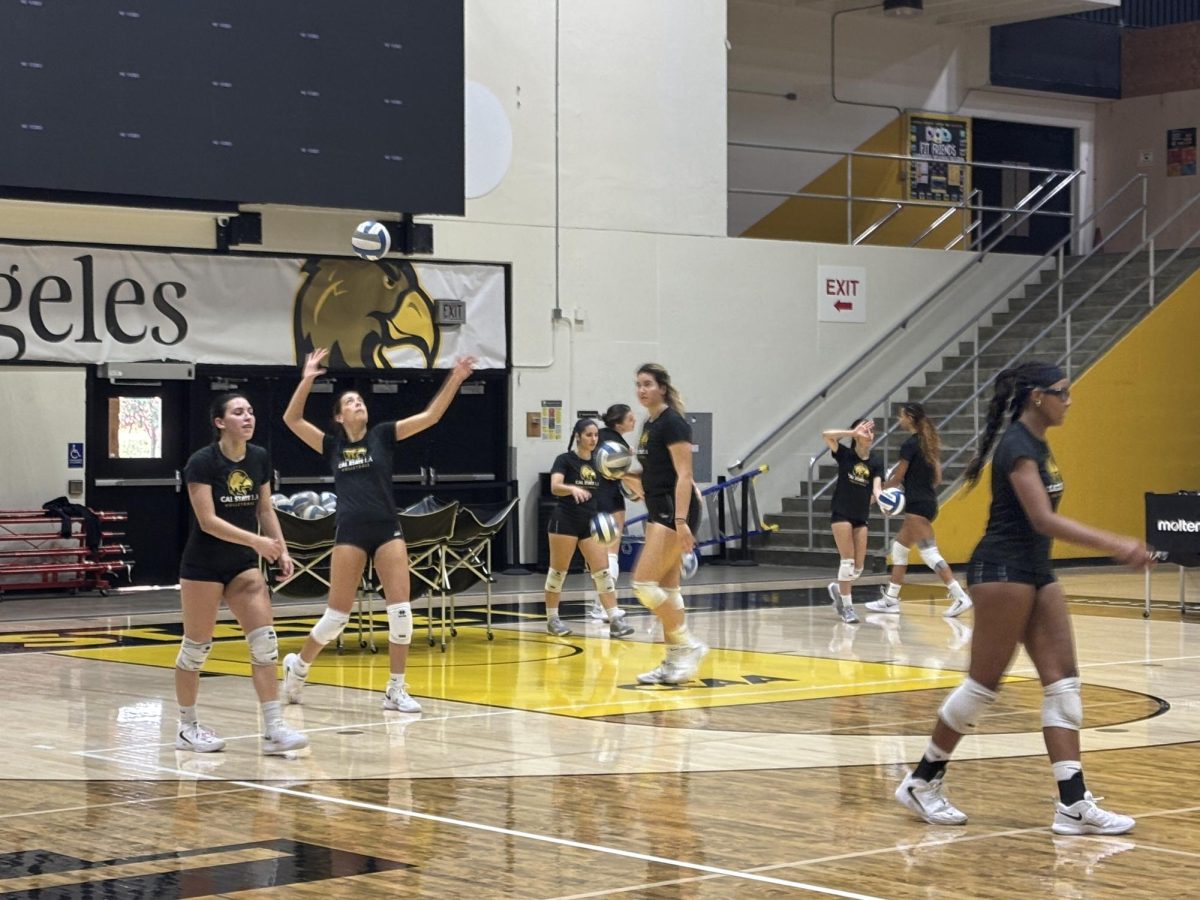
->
xmin=742 ymin=118 xmax=968 ymax=249
xmin=933 ymin=268 xmax=1200 ymax=562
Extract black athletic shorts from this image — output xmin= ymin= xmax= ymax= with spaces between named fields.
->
xmin=336 ymin=519 xmax=404 ymax=556
xmin=180 ymin=555 xmax=259 ymax=586
xmin=830 ymin=514 xmax=868 ymax=528
xmin=547 ymin=507 xmax=593 ymax=541
xmin=595 ymin=491 xmax=626 ymax=515
xmin=967 ymin=559 xmax=1057 ymax=590
xmin=644 ymin=490 xmax=702 ymax=533
xmin=904 ymin=501 xmax=938 ymax=523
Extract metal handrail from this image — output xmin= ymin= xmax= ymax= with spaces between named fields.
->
xmin=730 ymin=187 xmax=1074 ymax=217
xmin=911 ymin=188 xmax=979 ymax=249
xmin=727 ymin=165 xmax=1091 ymax=474
xmin=805 ymin=188 xmax=1198 ymax=552
xmin=853 ymin=203 xmax=902 ymax=245
xmin=728 ymin=141 xmax=1077 ymax=176
xmin=791 ymin=174 xmax=1150 ymax=549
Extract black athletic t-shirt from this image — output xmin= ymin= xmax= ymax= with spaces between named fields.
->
xmin=830 ymin=443 xmax=884 ymax=521
xmin=323 ymin=422 xmax=397 ymax=524
xmin=594 ymin=427 xmax=628 ymax=506
xmin=971 ymin=421 xmax=1064 ymax=572
xmin=900 ymin=434 xmax=938 ymax=509
xmin=183 ymin=443 xmax=271 ymax=559
xmin=551 ymin=451 xmax=601 ymax=516
xmin=636 ymin=407 xmax=691 ymax=495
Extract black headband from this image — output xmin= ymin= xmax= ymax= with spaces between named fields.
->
xmin=1027 ymin=363 xmax=1065 ymax=388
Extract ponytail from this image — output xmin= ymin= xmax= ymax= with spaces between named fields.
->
xmin=902 ymin=402 xmax=942 ymax=486
xmin=963 ymin=360 xmax=1062 ymax=488
xmin=567 ymin=417 xmax=597 ymax=452
xmin=602 ymin=403 xmax=631 ymax=429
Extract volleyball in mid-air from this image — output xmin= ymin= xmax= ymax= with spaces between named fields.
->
xmin=680 ymin=550 xmax=699 ymax=580
xmin=595 ymin=441 xmax=633 ymax=480
xmin=590 ymin=512 xmax=620 ymax=546
xmin=351 ymin=220 xmax=391 ymax=261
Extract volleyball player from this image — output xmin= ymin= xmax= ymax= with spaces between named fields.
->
xmin=586 ymin=403 xmax=640 ymax=620
xmin=544 ymin=419 xmax=636 ymax=639
xmin=894 ymin=362 xmax=1155 ymax=833
xmin=865 ymin=401 xmax=972 ymax=617
xmin=176 ymin=393 xmax=308 ymax=755
xmin=822 ymin=418 xmax=883 ymax=624
xmin=631 ymin=363 xmax=707 ymax=685
xmin=281 ymin=348 xmax=475 ymax=713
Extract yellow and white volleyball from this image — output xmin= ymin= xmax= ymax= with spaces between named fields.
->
xmin=351 ymin=220 xmax=391 ymax=261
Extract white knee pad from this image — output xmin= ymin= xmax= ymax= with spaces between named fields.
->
xmin=938 ymin=677 xmax=998 ymax=734
xmin=245 ymin=625 xmax=278 ymax=667
xmin=607 ymin=553 xmax=619 ymax=584
xmin=387 ymin=602 xmax=413 ymax=645
xmin=890 ymin=541 xmax=910 ymax=566
xmin=837 ymin=558 xmax=857 ymax=581
xmin=918 ymin=541 xmax=948 ymax=573
xmin=591 ymin=569 xmax=615 ymax=595
xmin=175 ymin=636 xmax=212 ymax=672
xmin=544 ymin=568 xmax=566 ymax=594
xmin=311 ymin=608 xmax=350 ymax=645
xmin=633 ymin=580 xmax=667 ymax=610
xmin=664 ymin=587 xmax=685 ymax=611
xmin=1042 ymin=677 xmax=1083 ymax=730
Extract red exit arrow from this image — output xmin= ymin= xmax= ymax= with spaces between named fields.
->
xmin=834 ymin=300 xmax=854 ymax=311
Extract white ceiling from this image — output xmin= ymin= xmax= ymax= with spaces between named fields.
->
xmin=739 ymin=0 xmax=1120 ymax=29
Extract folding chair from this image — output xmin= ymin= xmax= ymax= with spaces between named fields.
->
xmin=442 ymin=499 xmax=518 ymax=646
xmin=270 ymin=511 xmax=336 ymax=599
xmin=397 ymin=499 xmax=460 ymax=651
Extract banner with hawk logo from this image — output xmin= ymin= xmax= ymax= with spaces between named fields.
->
xmin=0 ymin=245 xmax=507 ymax=369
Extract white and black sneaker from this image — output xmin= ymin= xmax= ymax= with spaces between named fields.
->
xmin=382 ymin=683 xmax=423 ymax=713
xmin=827 ymin=582 xmax=859 ymax=624
xmin=865 ymin=588 xmax=902 ymax=613
xmin=282 ymin=653 xmax=307 ymax=705
xmin=1052 ymin=792 xmax=1134 ymax=835
xmin=262 ymin=721 xmax=309 ymax=755
xmin=896 ymin=772 xmax=967 ymax=826
xmin=176 ymin=721 xmax=226 ymax=753
xmin=944 ymin=591 xmax=973 ymax=618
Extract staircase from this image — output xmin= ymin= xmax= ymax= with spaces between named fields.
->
xmin=756 ymin=247 xmax=1200 ymax=569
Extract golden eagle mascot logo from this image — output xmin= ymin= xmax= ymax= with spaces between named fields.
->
xmin=227 ymin=470 xmax=254 ymax=496
xmin=294 ymin=258 xmax=441 ymax=369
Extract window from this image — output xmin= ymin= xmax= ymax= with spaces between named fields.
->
xmin=108 ymin=396 xmax=163 ymax=459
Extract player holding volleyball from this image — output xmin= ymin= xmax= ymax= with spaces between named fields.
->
xmin=894 ymin=361 xmax=1155 ymax=833
xmin=281 ymin=348 xmax=475 ymax=713
xmin=822 ymin=418 xmax=884 ymax=624
xmin=630 ymin=363 xmax=707 ymax=685
xmin=176 ymin=393 xmax=308 ymax=755
xmin=865 ymin=401 xmax=972 ymax=617
xmin=543 ymin=418 xmax=635 ymax=639
xmin=585 ymin=403 xmax=640 ymax=620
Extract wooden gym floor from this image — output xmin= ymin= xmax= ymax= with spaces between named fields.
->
xmin=0 ymin=564 xmax=1197 ymax=898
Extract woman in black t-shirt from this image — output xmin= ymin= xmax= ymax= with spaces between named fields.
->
xmin=584 ymin=404 xmax=641 ymax=621
xmin=543 ymin=419 xmax=635 ymax=639
xmin=629 ymin=363 xmax=707 ymax=686
xmin=895 ymin=361 xmax=1155 ymax=836
xmin=865 ymin=401 xmax=972 ymax=618
xmin=821 ymin=418 xmax=883 ymax=625
xmin=281 ymin=347 xmax=475 ymax=715
xmin=176 ymin=393 xmax=307 ymax=757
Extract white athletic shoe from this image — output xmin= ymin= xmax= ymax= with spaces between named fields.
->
xmin=945 ymin=618 xmax=973 ymax=651
xmin=546 ymin=616 xmax=573 ymax=637
xmin=586 ymin=598 xmax=608 ymax=621
xmin=282 ymin=653 xmax=307 ymax=705
xmin=608 ymin=609 xmax=635 ymax=639
xmin=637 ymin=662 xmax=672 ymax=685
xmin=828 ymin=582 xmax=860 ymax=624
xmin=262 ymin=721 xmax=309 ymax=755
xmin=382 ymin=683 xmax=423 ymax=713
xmin=866 ymin=588 xmax=902 ymax=613
xmin=944 ymin=592 xmax=973 ymax=618
xmin=176 ymin=721 xmax=226 ymax=753
xmin=663 ymin=641 xmax=709 ymax=685
xmin=896 ymin=772 xmax=967 ymax=826
xmin=1052 ymin=793 xmax=1134 ymax=835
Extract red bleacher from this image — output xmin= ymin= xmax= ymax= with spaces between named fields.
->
xmin=0 ymin=509 xmax=133 ymax=595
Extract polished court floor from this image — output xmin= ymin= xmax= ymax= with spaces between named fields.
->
xmin=0 ymin=564 xmax=1198 ymax=898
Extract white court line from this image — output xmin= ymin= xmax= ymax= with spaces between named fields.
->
xmin=0 ymin=786 xmax=254 ymax=822
xmin=77 ymin=749 xmax=884 ymax=900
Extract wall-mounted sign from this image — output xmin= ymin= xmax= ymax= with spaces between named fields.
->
xmin=1167 ymin=127 xmax=1196 ymax=177
xmin=907 ymin=113 xmax=971 ymax=203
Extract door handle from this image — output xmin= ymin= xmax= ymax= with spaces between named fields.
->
xmin=175 ymin=469 xmax=182 ymax=494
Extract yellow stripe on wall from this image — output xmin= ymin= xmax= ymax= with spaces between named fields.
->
xmin=934 ymin=268 xmax=1200 ymax=562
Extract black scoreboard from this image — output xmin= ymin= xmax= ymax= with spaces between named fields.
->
xmin=0 ymin=0 xmax=464 ymax=214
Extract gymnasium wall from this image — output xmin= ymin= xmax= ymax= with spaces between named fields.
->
xmin=727 ymin=0 xmax=1100 ymax=244
xmin=0 ymin=367 xmax=86 ymax=510
xmin=933 ymin=268 xmax=1200 ymax=563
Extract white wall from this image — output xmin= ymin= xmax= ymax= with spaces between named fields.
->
xmin=0 ymin=367 xmax=86 ymax=509
xmin=727 ymin=0 xmax=1100 ymax=241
